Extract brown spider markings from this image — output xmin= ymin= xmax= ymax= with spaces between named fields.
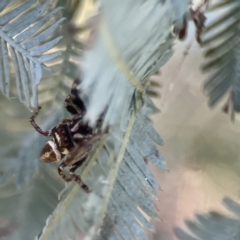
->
xmin=30 ymin=79 xmax=107 ymax=193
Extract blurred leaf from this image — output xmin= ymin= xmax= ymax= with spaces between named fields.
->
xmin=202 ymin=0 xmax=240 ymax=116
xmin=0 ymin=165 xmax=64 ymax=240
xmin=175 ymin=197 xmax=240 ymax=240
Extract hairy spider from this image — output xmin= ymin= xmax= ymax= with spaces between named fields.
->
xmin=30 ymin=79 xmax=106 ymax=193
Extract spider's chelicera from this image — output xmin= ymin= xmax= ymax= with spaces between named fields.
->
xmin=30 ymin=79 xmax=106 ymax=193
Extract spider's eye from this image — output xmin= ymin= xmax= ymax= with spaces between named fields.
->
xmin=40 ymin=141 xmax=61 ymax=163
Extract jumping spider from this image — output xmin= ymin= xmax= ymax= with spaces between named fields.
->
xmin=30 ymin=79 xmax=106 ymax=193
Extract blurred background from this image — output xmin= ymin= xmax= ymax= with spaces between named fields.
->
xmin=148 ymin=20 xmax=240 ymax=239
xmin=0 ymin=1 xmax=240 ymax=240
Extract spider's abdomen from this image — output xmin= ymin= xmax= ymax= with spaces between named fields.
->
xmin=40 ymin=140 xmax=62 ymax=163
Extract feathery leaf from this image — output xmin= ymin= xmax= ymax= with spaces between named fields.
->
xmin=175 ymin=197 xmax=240 ymax=240
xmin=37 ymin=99 xmax=166 ymax=240
xmin=36 ymin=0 xmax=190 ymax=238
xmin=1 ymin=0 xmax=191 ymax=239
xmin=0 ymin=0 xmax=65 ymax=109
xmin=202 ymin=0 xmax=240 ymax=116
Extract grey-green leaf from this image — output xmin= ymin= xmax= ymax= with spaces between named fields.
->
xmin=0 ymin=0 xmax=64 ymax=109
xmin=202 ymin=0 xmax=240 ymax=115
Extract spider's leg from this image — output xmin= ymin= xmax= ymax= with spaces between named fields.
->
xmin=73 ymin=133 xmax=93 ymax=141
xmin=58 ymin=162 xmax=73 ymax=182
xmin=70 ymin=118 xmax=82 ymax=132
xmin=71 ymin=78 xmax=85 ymax=113
xmin=62 ymin=118 xmax=74 ymax=124
xmin=64 ymin=79 xmax=86 ymax=115
xmin=30 ymin=107 xmax=50 ymax=136
xmin=96 ymin=113 xmax=104 ymax=130
xmin=95 ymin=107 xmax=108 ymax=132
xmin=69 ymin=154 xmax=90 ymax=193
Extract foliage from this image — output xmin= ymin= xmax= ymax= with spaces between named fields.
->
xmin=0 ymin=0 xmax=65 ymax=109
xmin=202 ymin=0 xmax=240 ymax=117
xmin=0 ymin=0 xmax=189 ymax=239
xmin=175 ymin=197 xmax=240 ymax=240
xmin=1 ymin=0 xmax=240 ymax=240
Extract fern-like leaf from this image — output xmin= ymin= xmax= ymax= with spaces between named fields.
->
xmin=0 ymin=0 xmax=64 ymax=109
xmin=35 ymin=1 xmax=190 ymax=239
xmin=36 ymin=98 xmax=166 ymax=240
xmin=174 ymin=197 xmax=240 ymax=240
xmin=36 ymin=0 xmax=87 ymax=108
xmin=202 ymin=0 xmax=240 ymax=116
xmin=1 ymin=0 xmax=191 ymax=239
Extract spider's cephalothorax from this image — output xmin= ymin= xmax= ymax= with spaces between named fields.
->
xmin=30 ymin=79 xmax=106 ymax=193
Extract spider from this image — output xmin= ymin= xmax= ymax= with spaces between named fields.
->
xmin=30 ymin=79 xmax=106 ymax=193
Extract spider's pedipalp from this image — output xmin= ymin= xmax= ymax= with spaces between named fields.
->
xmin=30 ymin=107 xmax=51 ymax=137
xmin=58 ymin=162 xmax=72 ymax=182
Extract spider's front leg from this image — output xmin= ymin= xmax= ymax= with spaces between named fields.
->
xmin=30 ymin=107 xmax=51 ymax=136
xmin=58 ymin=162 xmax=73 ymax=182
xmin=70 ymin=156 xmax=91 ymax=193
xmin=58 ymin=152 xmax=90 ymax=193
